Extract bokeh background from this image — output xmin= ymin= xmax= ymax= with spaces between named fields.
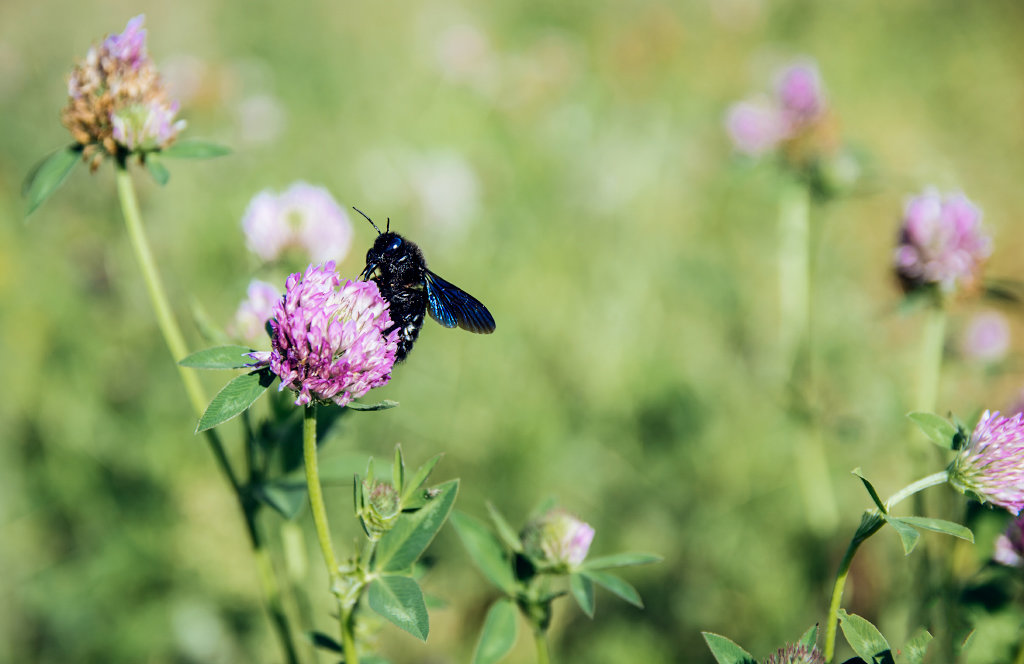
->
xmin=4 ymin=1 xmax=1024 ymax=662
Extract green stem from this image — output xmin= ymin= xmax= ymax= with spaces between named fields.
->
xmin=822 ymin=470 xmax=950 ymax=663
xmin=885 ymin=471 xmax=950 ymax=509
xmin=341 ymin=605 xmax=359 ymax=664
xmin=303 ymin=404 xmax=355 ymax=662
xmin=778 ymin=179 xmax=837 ymax=531
xmin=916 ymin=305 xmax=947 ymax=414
xmin=116 ymin=165 xmax=209 ymax=418
xmin=116 ymin=165 xmax=300 ymax=664
xmin=303 ymin=404 xmax=340 ymax=577
xmin=533 ymin=629 xmax=551 ymax=664
xmin=778 ymin=177 xmax=811 ymax=375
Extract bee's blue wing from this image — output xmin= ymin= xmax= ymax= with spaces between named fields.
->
xmin=425 ymin=270 xmax=496 ymax=334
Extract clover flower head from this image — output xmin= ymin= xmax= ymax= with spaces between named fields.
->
xmin=241 ymin=182 xmax=353 ymax=264
xmin=994 ymin=514 xmax=1024 ymax=567
xmin=894 ymin=189 xmax=992 ymax=296
xmin=249 ymin=262 xmax=399 ymax=407
xmin=948 ymin=411 xmax=1024 ymax=515
xmin=228 ymin=279 xmax=281 ymax=344
xmin=62 ymin=15 xmax=184 ymax=168
xmin=763 ymin=644 xmax=825 ymax=664
xmin=960 ymin=311 xmax=1010 ymax=364
xmin=521 ymin=508 xmax=595 ymax=570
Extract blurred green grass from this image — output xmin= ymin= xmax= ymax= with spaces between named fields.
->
xmin=4 ymin=1 xmax=1024 ymax=662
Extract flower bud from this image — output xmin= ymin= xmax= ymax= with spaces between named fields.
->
xmin=358 ymin=480 xmax=401 ymax=541
xmin=520 ymin=508 xmax=594 ymax=570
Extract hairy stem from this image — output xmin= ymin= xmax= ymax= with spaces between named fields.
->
xmin=116 ymin=165 xmax=299 ymax=664
xmin=303 ymin=404 xmax=355 ymax=662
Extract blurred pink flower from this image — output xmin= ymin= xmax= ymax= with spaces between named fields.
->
xmin=961 ymin=311 xmax=1010 ymax=363
xmin=249 ymin=263 xmax=399 ymax=407
xmin=241 ymin=182 xmax=353 ymax=265
xmin=724 ymin=57 xmax=831 ymax=159
xmin=724 ymin=98 xmax=784 ymax=157
xmin=948 ymin=411 xmax=1024 ymax=515
xmin=994 ymin=515 xmax=1024 ymax=567
xmin=776 ymin=61 xmax=826 ymax=128
xmin=894 ymin=189 xmax=991 ymax=296
xmin=228 ymin=280 xmax=280 ymax=344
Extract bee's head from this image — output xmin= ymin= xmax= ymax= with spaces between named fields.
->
xmin=355 ymin=208 xmax=424 ymax=282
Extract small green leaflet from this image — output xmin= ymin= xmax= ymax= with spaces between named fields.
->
xmin=160 ymin=139 xmax=231 ymax=159
xmin=582 ymin=552 xmax=662 ymax=570
xmin=347 ymin=399 xmax=399 ymax=411
xmin=450 ymin=511 xmax=515 ymax=594
xmin=798 ymin=624 xmax=819 ymax=649
xmin=838 ymin=610 xmax=894 ymax=664
xmin=23 ymin=145 xmax=81 ymax=216
xmin=196 ymin=370 xmax=274 ymax=432
xmin=896 ymin=628 xmax=932 ymax=664
xmin=472 ymin=599 xmax=518 ymax=664
xmin=145 ymin=154 xmax=170 ymax=185
xmin=486 ymin=502 xmax=523 ymax=552
xmin=569 ymin=573 xmax=595 ymax=617
xmin=701 ymin=632 xmax=757 ymax=664
xmin=179 ymin=345 xmax=254 ymax=369
xmin=367 ymin=575 xmax=429 ymax=641
xmin=581 ymin=570 xmax=643 ymax=608
xmin=373 ymin=480 xmax=458 ymax=573
xmin=907 ymin=412 xmax=957 ymax=449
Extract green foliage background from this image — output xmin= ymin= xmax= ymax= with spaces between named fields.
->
xmin=3 ymin=1 xmax=1024 ymax=662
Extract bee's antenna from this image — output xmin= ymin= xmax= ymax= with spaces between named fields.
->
xmin=352 ymin=207 xmax=382 ymax=234
xmin=386 ymin=217 xmax=390 ymax=232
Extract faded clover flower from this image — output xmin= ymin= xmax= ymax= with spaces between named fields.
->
xmin=725 ymin=59 xmax=836 ymax=166
xmin=228 ymin=279 xmax=280 ymax=345
xmin=948 ymin=411 xmax=1024 ymax=515
xmin=994 ymin=514 xmax=1024 ymax=567
xmin=241 ymin=182 xmax=353 ymax=265
xmin=521 ymin=508 xmax=595 ymax=570
xmin=894 ymin=189 xmax=992 ymax=298
xmin=249 ymin=262 xmax=399 ymax=407
xmin=62 ymin=15 xmax=185 ymax=169
xmin=763 ymin=644 xmax=825 ymax=664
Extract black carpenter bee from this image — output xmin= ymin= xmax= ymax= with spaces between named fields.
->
xmin=355 ymin=208 xmax=495 ymax=361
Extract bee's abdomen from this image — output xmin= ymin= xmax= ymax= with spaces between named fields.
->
xmin=377 ymin=281 xmax=427 ymax=362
